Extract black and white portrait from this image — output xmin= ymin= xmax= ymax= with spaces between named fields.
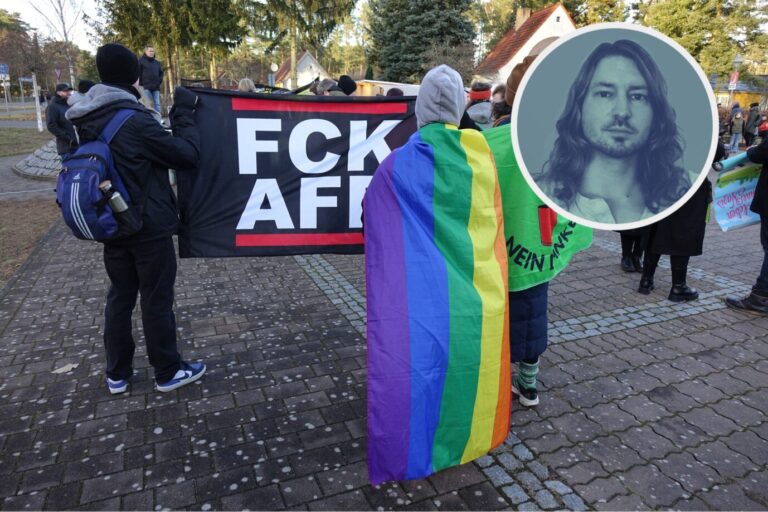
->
xmin=513 ymin=25 xmax=718 ymax=229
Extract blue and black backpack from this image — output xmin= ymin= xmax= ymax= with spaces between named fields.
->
xmin=56 ymin=109 xmax=143 ymax=241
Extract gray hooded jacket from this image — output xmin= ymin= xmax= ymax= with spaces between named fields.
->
xmin=415 ymin=65 xmax=465 ymax=129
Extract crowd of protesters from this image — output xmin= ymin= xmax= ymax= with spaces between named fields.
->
xmin=43 ymin=37 xmax=768 ymax=415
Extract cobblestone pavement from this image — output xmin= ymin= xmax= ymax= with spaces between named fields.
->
xmin=1 ymin=213 xmax=767 ymax=510
xmin=0 ymin=155 xmax=56 ymax=200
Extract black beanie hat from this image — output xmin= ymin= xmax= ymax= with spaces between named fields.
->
xmin=78 ymin=80 xmax=96 ymax=94
xmin=338 ymin=75 xmax=357 ymax=96
xmin=96 ymin=43 xmax=140 ymax=87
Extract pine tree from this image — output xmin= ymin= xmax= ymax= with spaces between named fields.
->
xmin=368 ymin=0 xmax=476 ymax=82
xmin=639 ymin=0 xmax=768 ymax=78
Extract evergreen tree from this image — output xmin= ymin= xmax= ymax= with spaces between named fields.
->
xmin=187 ymin=0 xmax=249 ymax=86
xmin=247 ymin=0 xmax=355 ymax=87
xmin=368 ymin=0 xmax=476 ymax=82
xmin=580 ymin=0 xmax=626 ymax=24
xmin=638 ymin=0 xmax=768 ymax=77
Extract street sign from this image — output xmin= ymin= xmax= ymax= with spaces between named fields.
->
xmin=0 ymin=63 xmax=8 ymax=74
xmin=728 ymin=70 xmax=739 ymax=91
xmin=19 ymin=77 xmax=33 ymax=83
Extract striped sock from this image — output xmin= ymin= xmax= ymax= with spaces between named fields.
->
xmin=517 ymin=359 xmax=539 ymax=390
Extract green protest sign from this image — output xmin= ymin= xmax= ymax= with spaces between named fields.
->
xmin=484 ymin=126 xmax=592 ymax=291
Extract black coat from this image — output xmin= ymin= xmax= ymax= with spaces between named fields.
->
xmin=69 ymin=92 xmax=199 ymax=245
xmin=747 ymin=141 xmax=768 ymax=218
xmin=46 ymin=95 xmax=77 ymax=155
xmin=139 ymin=55 xmax=164 ymax=90
xmin=643 ymin=178 xmax=712 ymax=256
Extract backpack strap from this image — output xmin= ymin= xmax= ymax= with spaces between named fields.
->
xmin=99 ymin=109 xmax=137 ymax=144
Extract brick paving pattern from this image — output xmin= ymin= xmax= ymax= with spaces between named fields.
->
xmin=1 ymin=209 xmax=767 ymax=510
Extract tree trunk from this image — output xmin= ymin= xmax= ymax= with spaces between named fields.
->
xmin=209 ymin=53 xmax=217 ymax=89
xmin=290 ymin=17 xmax=297 ymax=89
xmin=164 ymin=43 xmax=175 ymax=92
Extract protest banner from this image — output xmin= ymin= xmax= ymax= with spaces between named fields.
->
xmin=177 ymin=89 xmax=416 ymax=257
xmin=713 ymin=162 xmax=762 ymax=232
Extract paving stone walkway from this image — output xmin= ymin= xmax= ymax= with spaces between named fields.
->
xmin=1 ymin=206 xmax=767 ymax=510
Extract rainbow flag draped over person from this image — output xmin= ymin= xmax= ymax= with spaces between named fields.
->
xmin=364 ymin=122 xmax=510 ymax=484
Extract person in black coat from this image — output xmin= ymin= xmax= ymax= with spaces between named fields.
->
xmin=138 ymin=45 xmax=163 ymax=112
xmin=45 ymin=83 xmax=77 ymax=156
xmin=637 ymin=142 xmax=726 ymax=301
xmin=66 ymin=43 xmax=205 ymax=394
xmin=725 ymin=137 xmax=768 ymax=315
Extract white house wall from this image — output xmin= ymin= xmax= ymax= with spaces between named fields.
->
xmin=495 ymin=6 xmax=575 ymax=85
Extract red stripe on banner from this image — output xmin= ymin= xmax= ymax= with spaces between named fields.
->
xmin=231 ymin=98 xmax=407 ymax=114
xmin=235 ymin=233 xmax=364 ymax=246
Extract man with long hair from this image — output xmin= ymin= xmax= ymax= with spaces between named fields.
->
xmin=536 ymin=39 xmax=689 ymax=224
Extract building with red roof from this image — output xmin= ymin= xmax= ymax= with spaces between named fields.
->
xmin=474 ymin=3 xmax=576 ymax=84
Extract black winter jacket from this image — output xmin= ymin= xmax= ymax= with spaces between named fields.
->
xmin=66 ymin=84 xmax=199 ymax=245
xmin=139 ymin=55 xmax=164 ymax=90
xmin=747 ymin=140 xmax=768 ymax=218
xmin=46 ymin=95 xmax=77 ymax=155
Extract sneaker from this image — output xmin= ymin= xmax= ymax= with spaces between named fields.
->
xmin=725 ymin=292 xmax=768 ymax=317
xmin=512 ymin=376 xmax=539 ymax=407
xmin=156 ymin=361 xmax=206 ymax=392
xmin=106 ymin=377 xmax=129 ymax=395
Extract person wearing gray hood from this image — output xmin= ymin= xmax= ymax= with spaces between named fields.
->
xmin=66 ymin=43 xmax=205 ymax=395
xmin=415 ymin=64 xmax=466 ymax=128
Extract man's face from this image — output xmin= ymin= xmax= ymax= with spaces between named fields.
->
xmin=145 ymin=47 xmax=155 ymax=57
xmin=57 ymin=89 xmax=71 ymax=98
xmin=580 ymin=55 xmax=653 ymax=158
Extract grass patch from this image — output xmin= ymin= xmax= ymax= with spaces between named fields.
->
xmin=0 ymin=199 xmax=60 ymax=286
xmin=0 ymin=113 xmax=43 ymax=121
xmin=0 ymin=128 xmax=53 ymax=157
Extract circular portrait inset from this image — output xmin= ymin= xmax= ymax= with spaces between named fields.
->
xmin=511 ymin=23 xmax=718 ymax=230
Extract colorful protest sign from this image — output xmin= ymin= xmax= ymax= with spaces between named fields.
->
xmin=176 ymin=90 xmax=416 ymax=257
xmin=484 ymin=126 xmax=592 ymax=291
xmin=713 ymin=163 xmax=762 ymax=232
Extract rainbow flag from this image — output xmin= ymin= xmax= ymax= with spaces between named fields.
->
xmin=364 ymin=122 xmax=510 ymax=484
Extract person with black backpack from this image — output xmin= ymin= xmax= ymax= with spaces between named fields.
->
xmin=65 ymin=43 xmax=205 ymax=395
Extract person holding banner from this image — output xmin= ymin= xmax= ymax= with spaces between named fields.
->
xmin=725 ymin=138 xmax=768 ymax=316
xmin=66 ymin=43 xmax=206 ymax=393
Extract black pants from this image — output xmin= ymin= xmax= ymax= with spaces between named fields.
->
xmin=643 ymin=253 xmax=690 ymax=284
xmin=103 ymin=237 xmax=182 ymax=383
xmin=756 ymin=216 xmax=768 ymax=293
xmin=620 ymin=232 xmax=643 ymax=258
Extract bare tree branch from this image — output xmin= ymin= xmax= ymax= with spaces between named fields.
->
xmin=30 ymin=0 xmax=83 ymax=85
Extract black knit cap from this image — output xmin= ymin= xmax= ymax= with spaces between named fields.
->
xmin=78 ymin=80 xmax=95 ymax=94
xmin=338 ymin=75 xmax=357 ymax=96
xmin=96 ymin=43 xmax=140 ymax=87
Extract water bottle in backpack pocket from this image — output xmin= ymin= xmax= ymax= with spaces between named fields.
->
xmin=56 ymin=109 xmax=144 ymax=241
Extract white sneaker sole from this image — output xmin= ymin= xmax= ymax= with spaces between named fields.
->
xmin=108 ymin=384 xmax=128 ymax=395
xmin=512 ymin=383 xmax=539 ymax=407
xmin=156 ymin=365 xmax=206 ymax=392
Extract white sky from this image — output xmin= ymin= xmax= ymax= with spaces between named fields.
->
xmin=0 ymin=0 xmax=98 ymax=52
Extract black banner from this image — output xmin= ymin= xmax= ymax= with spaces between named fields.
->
xmin=177 ymin=89 xmax=417 ymax=257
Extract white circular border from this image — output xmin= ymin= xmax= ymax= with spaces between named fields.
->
xmin=510 ymin=22 xmax=719 ymax=231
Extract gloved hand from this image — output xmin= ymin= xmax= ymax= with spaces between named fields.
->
xmin=173 ymin=86 xmax=199 ymax=109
